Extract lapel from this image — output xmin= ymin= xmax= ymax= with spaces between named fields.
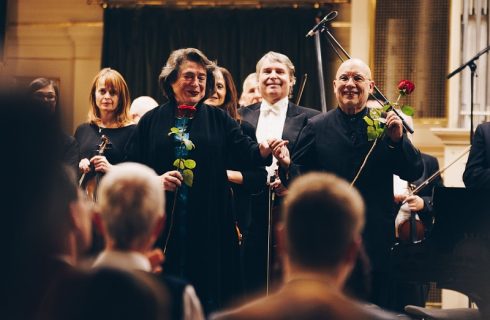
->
xmin=243 ymin=103 xmax=261 ymax=129
xmin=282 ymin=102 xmax=306 ymax=149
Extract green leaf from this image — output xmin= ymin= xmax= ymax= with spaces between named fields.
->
xmin=401 ymin=105 xmax=414 ymax=117
xmin=183 ymin=169 xmax=194 ymax=187
xmin=383 ymin=104 xmax=391 ymax=112
xmin=168 ymin=127 xmax=180 ymax=136
xmin=367 ymin=126 xmax=378 ymax=141
xmin=184 ymin=159 xmax=196 ymax=169
xmin=183 ymin=139 xmax=195 ymax=150
xmin=363 ymin=116 xmax=374 ymax=126
xmin=173 ymin=158 xmax=185 ymax=169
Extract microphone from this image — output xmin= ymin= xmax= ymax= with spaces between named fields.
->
xmin=305 ymin=11 xmax=338 ymax=38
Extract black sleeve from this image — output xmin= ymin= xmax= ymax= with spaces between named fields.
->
xmin=279 ymin=120 xmax=317 ymax=187
xmin=226 ymin=113 xmax=272 ymax=167
xmin=463 ymin=124 xmax=490 ymax=188
xmin=417 ymin=158 xmax=443 ymax=224
xmin=125 ymin=116 xmax=148 ymax=164
xmin=236 ymin=121 xmax=267 ymax=193
xmin=384 ymin=134 xmax=424 ymax=182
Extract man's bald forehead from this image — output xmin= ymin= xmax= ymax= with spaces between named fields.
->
xmin=336 ymin=58 xmax=372 ymax=79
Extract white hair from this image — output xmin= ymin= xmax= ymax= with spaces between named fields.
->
xmin=129 ymin=96 xmax=159 ymax=120
xmin=97 ymin=162 xmax=164 ymax=250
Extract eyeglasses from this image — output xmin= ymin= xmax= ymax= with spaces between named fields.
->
xmin=336 ymin=74 xmax=370 ymax=84
xmin=34 ymin=92 xmax=56 ymax=101
xmin=181 ymin=72 xmax=206 ymax=83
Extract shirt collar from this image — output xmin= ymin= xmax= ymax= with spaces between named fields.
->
xmin=260 ymin=97 xmax=289 ymax=116
xmin=92 ymin=250 xmax=152 ymax=272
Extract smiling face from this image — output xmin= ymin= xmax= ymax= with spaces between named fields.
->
xmin=258 ymin=59 xmax=293 ymax=105
xmin=205 ymin=69 xmax=226 ymax=107
xmin=171 ymin=60 xmax=207 ymax=106
xmin=95 ymin=77 xmax=120 ymax=116
xmin=333 ymin=59 xmax=374 ymax=114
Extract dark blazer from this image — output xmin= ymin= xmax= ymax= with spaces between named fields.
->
xmin=463 ymin=122 xmax=490 ymax=188
xmin=239 ymin=101 xmax=320 ymax=153
xmin=288 ymin=107 xmax=423 ymax=271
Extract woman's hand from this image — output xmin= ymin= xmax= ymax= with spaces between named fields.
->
xmin=90 ymin=155 xmax=113 ymax=173
xmin=161 ymin=170 xmax=183 ymax=191
xmin=227 ymin=170 xmax=243 ymax=184
xmin=268 ymin=138 xmax=290 ymax=168
xmin=79 ymin=158 xmax=91 ymax=174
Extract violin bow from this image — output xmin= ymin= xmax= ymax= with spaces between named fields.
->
xmin=295 ymin=73 xmax=308 ymax=105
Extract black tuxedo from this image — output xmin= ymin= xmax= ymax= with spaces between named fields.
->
xmin=464 ymin=122 xmax=490 ymax=188
xmin=238 ymin=101 xmax=319 ymax=294
xmin=239 ymin=102 xmax=320 ymax=152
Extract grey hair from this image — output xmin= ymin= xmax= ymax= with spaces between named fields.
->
xmin=158 ymin=48 xmax=216 ymax=103
xmin=97 ymin=163 xmax=165 ymax=250
xmin=256 ymin=51 xmax=296 ymax=97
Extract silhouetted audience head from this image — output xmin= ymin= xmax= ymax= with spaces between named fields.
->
xmin=282 ymin=172 xmax=365 ymax=272
xmin=1 ymin=90 xmax=64 ymax=319
xmin=37 ymin=166 xmax=93 ymax=258
xmin=39 ymin=268 xmax=170 ymax=320
xmin=97 ymin=162 xmax=165 ymax=251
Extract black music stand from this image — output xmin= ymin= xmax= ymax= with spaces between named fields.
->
xmin=447 ymin=46 xmax=490 ymax=143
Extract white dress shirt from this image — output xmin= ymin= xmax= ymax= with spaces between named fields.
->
xmin=255 ymin=97 xmax=289 ymax=180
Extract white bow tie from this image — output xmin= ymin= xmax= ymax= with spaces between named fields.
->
xmin=261 ymin=104 xmax=280 ymax=116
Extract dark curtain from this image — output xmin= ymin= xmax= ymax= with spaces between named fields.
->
xmin=102 ymin=6 xmax=339 ymax=110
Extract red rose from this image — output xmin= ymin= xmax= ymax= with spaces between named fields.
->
xmin=176 ymin=105 xmax=197 ymax=119
xmin=397 ymin=80 xmax=415 ymax=95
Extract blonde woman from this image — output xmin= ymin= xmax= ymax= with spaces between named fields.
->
xmin=75 ymin=68 xmax=134 ymax=177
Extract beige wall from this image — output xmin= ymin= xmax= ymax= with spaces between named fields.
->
xmin=4 ymin=0 xmax=103 ymax=133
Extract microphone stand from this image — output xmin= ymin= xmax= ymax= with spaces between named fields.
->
xmin=317 ymin=25 xmax=415 ymax=134
xmin=447 ymin=45 xmax=490 ymax=143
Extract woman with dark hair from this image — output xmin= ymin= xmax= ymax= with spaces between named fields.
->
xmin=126 ymin=48 xmax=280 ymax=313
xmin=74 ymin=68 xmax=135 ymax=180
xmin=29 ymin=77 xmax=79 ymax=170
xmin=205 ymin=67 xmax=267 ymax=266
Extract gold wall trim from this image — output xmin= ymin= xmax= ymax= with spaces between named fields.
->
xmin=87 ymin=0 xmax=349 ymax=8
xmin=8 ymin=22 xmax=103 ymax=28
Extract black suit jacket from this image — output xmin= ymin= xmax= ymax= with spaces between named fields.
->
xmin=463 ymin=122 xmax=490 ymax=188
xmin=288 ymin=107 xmax=423 ymax=271
xmin=239 ymin=101 xmax=320 ymax=153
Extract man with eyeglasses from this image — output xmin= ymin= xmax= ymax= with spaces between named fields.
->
xmin=272 ymin=58 xmax=423 ymax=309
